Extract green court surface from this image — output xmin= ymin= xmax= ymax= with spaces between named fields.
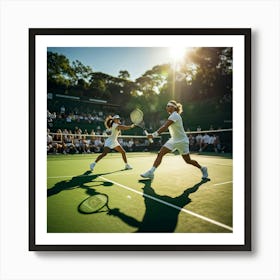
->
xmin=47 ymin=152 xmax=232 ymax=233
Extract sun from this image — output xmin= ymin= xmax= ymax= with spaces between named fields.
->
xmin=169 ymin=47 xmax=187 ymax=62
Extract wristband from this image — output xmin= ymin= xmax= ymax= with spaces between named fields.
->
xmin=152 ymin=131 xmax=159 ymax=137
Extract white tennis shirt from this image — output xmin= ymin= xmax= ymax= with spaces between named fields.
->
xmin=168 ymin=111 xmax=188 ymax=142
xmin=109 ymin=123 xmax=120 ymax=141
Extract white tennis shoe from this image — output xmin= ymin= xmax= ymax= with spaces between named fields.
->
xmin=90 ymin=162 xmax=96 ymax=171
xmin=125 ymin=164 xmax=133 ymax=170
xmin=140 ymin=170 xmax=154 ymax=180
xmin=201 ymin=166 xmax=208 ymax=179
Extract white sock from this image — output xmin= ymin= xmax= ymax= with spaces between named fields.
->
xmin=149 ymin=166 xmax=156 ymax=173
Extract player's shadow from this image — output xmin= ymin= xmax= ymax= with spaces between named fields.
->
xmin=108 ymin=178 xmax=210 ymax=232
xmin=47 ymin=170 xmax=122 ymax=197
xmin=137 ymin=179 xmax=210 ymax=232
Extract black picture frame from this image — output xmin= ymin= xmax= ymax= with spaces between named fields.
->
xmin=29 ymin=28 xmax=251 ymax=251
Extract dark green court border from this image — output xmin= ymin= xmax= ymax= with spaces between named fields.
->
xmin=29 ymin=28 xmax=251 ymax=251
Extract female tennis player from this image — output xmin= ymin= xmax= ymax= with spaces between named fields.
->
xmin=89 ymin=115 xmax=135 ymax=171
xmin=141 ymin=100 xmax=208 ymax=180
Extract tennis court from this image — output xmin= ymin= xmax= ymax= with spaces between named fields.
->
xmin=47 ymin=152 xmax=232 ymax=233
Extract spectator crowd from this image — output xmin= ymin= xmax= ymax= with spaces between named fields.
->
xmin=47 ymin=127 xmax=161 ymax=155
xmin=47 ymin=105 xmax=230 ymax=155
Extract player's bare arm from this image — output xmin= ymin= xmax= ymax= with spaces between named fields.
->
xmin=148 ymin=120 xmax=174 ymax=139
xmin=117 ymin=124 xmax=135 ymax=130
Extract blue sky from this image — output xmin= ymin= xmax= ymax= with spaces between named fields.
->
xmin=47 ymin=47 xmax=174 ymax=81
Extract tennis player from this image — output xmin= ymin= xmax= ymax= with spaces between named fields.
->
xmin=141 ymin=100 xmax=208 ymax=180
xmin=89 ymin=115 xmax=135 ymax=171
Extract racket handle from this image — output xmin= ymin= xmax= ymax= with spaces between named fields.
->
xmin=144 ymin=130 xmax=154 ymax=143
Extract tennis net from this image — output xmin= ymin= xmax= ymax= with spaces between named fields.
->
xmin=47 ymin=128 xmax=232 ymax=155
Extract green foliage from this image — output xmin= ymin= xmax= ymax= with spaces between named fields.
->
xmin=118 ymin=70 xmax=130 ymax=80
xmin=48 ymin=52 xmax=76 ymax=86
xmin=47 ymin=48 xmax=232 ymax=128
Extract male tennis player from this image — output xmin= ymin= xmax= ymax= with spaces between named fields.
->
xmin=141 ymin=100 xmax=208 ymax=180
xmin=89 ymin=115 xmax=135 ymax=171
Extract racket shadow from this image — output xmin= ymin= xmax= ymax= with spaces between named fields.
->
xmin=102 ymin=179 xmax=210 ymax=233
xmin=77 ymin=191 xmax=141 ymax=229
xmin=54 ymin=170 xmax=210 ymax=232
xmin=47 ymin=169 xmax=123 ymax=197
xmin=78 ymin=192 xmax=110 ymax=215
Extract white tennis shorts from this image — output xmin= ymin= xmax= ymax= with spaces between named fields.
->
xmin=164 ymin=138 xmax=190 ymax=155
xmin=104 ymin=138 xmax=120 ymax=149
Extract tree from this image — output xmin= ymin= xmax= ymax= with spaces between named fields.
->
xmin=47 ymin=48 xmax=232 ymax=129
xmin=71 ymin=60 xmax=92 ymax=85
xmin=118 ymin=70 xmax=130 ymax=80
xmin=47 ymin=52 xmax=75 ymax=88
xmin=170 ymin=47 xmax=233 ymax=102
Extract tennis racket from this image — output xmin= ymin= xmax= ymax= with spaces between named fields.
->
xmin=130 ymin=108 xmax=153 ymax=143
xmin=78 ymin=193 xmax=111 ymax=214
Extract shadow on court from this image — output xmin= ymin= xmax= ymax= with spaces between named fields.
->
xmin=106 ymin=178 xmax=210 ymax=232
xmin=47 ymin=170 xmax=122 ymax=197
xmin=48 ymin=170 xmax=210 ymax=232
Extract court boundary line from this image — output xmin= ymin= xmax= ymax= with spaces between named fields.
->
xmin=214 ymin=181 xmax=232 ymax=186
xmin=99 ymin=176 xmax=233 ymax=232
xmin=47 ymin=174 xmax=233 ymax=231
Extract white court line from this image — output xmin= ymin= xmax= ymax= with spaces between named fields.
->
xmin=100 ymin=176 xmax=233 ymax=232
xmin=214 ymin=181 xmax=233 ymax=186
xmin=212 ymin=163 xmax=232 ymax=167
xmin=47 ymin=174 xmax=233 ymax=231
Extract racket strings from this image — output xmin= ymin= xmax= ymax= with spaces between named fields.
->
xmin=130 ymin=109 xmax=144 ymax=125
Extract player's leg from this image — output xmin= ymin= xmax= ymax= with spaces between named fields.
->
xmin=182 ymin=153 xmax=208 ymax=179
xmin=141 ymin=146 xmax=171 ymax=179
xmin=95 ymin=147 xmax=111 ymax=163
xmin=178 ymin=141 xmax=209 ymax=179
xmin=182 ymin=153 xmax=201 ymax=168
xmin=89 ymin=147 xmax=110 ymax=171
xmin=114 ymin=145 xmax=132 ymax=170
xmin=153 ymin=146 xmax=171 ymax=168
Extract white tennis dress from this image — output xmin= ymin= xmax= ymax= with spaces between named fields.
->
xmin=104 ymin=123 xmax=121 ymax=149
xmin=164 ymin=111 xmax=190 ymax=155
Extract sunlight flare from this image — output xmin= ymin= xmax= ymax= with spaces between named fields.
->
xmin=169 ymin=47 xmax=188 ymax=62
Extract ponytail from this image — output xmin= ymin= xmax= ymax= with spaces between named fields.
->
xmin=104 ymin=116 xmax=114 ymax=129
